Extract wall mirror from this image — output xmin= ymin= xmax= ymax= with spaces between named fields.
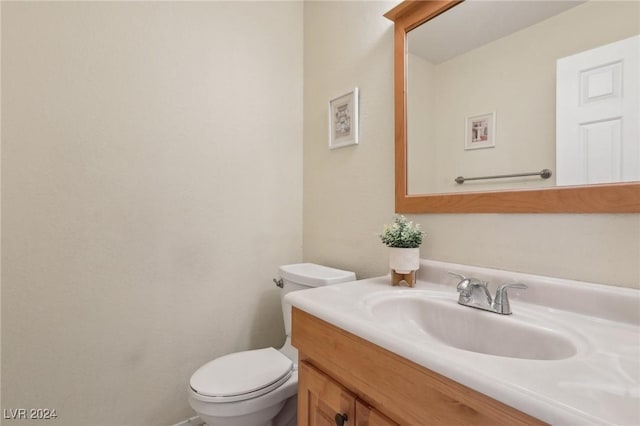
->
xmin=385 ymin=1 xmax=640 ymax=213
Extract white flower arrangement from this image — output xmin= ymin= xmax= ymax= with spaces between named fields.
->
xmin=379 ymin=215 xmax=425 ymax=249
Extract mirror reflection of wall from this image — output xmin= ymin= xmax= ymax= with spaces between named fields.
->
xmin=407 ymin=1 xmax=640 ymax=195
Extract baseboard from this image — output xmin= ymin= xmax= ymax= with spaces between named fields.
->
xmin=170 ymin=414 xmax=204 ymax=426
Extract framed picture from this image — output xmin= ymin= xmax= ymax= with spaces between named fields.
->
xmin=465 ymin=112 xmax=495 ymax=150
xmin=329 ymin=88 xmax=359 ymax=149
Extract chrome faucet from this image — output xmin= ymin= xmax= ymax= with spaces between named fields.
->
xmin=448 ymin=272 xmax=527 ymax=315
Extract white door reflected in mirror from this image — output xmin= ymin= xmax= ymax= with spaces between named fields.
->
xmin=556 ymin=35 xmax=639 ymax=186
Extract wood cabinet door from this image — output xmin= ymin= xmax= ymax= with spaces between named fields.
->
xmin=298 ymin=361 xmax=355 ymax=426
xmin=355 ymin=400 xmax=399 ymax=426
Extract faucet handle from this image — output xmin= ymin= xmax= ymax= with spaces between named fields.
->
xmin=448 ymin=271 xmax=487 ymax=288
xmin=448 ymin=272 xmax=469 ymax=294
xmin=449 ymin=272 xmax=491 ymax=305
xmin=448 ymin=271 xmax=473 ymax=297
xmin=447 ymin=271 xmax=466 ymax=281
xmin=497 ymin=282 xmax=528 ymax=292
xmin=493 ymin=283 xmax=528 ymax=315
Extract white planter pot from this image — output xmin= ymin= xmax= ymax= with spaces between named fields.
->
xmin=389 ymin=248 xmax=420 ymax=274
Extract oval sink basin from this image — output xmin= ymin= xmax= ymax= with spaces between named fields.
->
xmin=368 ymin=294 xmax=577 ymax=360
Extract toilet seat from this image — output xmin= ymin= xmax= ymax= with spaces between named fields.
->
xmin=190 ymin=348 xmax=293 ymax=403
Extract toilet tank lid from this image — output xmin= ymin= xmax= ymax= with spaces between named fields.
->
xmin=279 ymin=263 xmax=356 ymax=287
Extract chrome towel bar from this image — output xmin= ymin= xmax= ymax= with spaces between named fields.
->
xmin=455 ymin=169 xmax=552 ymax=184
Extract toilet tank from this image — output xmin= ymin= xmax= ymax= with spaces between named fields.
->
xmin=278 ymin=263 xmax=356 ymax=336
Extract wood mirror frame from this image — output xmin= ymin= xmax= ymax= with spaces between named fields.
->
xmin=385 ymin=1 xmax=640 ymax=213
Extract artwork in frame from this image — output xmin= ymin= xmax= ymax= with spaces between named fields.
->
xmin=329 ymin=88 xmax=359 ymax=149
xmin=465 ymin=112 xmax=496 ymax=150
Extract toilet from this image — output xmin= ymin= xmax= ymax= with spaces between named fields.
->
xmin=188 ymin=263 xmax=356 ymax=426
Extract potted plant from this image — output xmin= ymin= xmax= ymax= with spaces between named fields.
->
xmin=380 ymin=215 xmax=424 ymax=277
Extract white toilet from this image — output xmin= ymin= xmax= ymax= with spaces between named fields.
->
xmin=188 ymin=263 xmax=356 ymax=426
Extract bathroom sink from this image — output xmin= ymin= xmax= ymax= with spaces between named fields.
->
xmin=367 ymin=293 xmax=577 ymax=360
xmin=287 ymin=260 xmax=640 ymax=425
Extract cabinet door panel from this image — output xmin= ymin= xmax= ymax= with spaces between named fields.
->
xmin=355 ymin=400 xmax=398 ymax=426
xmin=299 ymin=361 xmax=355 ymax=426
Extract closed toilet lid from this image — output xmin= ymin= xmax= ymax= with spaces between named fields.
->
xmin=190 ymin=348 xmax=293 ymax=402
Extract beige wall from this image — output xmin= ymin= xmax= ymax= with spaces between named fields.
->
xmin=302 ymin=1 xmax=640 ymax=289
xmin=408 ymin=1 xmax=640 ymax=194
xmin=407 ymin=53 xmax=436 ymax=195
xmin=303 ymin=0 xmax=397 ymax=278
xmin=1 ymin=2 xmax=302 ymax=425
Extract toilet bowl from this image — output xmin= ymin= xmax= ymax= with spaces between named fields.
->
xmin=188 ymin=263 xmax=356 ymax=426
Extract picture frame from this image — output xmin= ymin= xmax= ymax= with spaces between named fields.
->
xmin=465 ymin=112 xmax=496 ymax=150
xmin=329 ymin=88 xmax=359 ymax=149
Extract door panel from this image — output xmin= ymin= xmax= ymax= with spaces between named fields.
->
xmin=298 ymin=361 xmax=355 ymax=426
xmin=557 ymin=35 xmax=639 ymax=185
xmin=355 ymin=400 xmax=399 ymax=426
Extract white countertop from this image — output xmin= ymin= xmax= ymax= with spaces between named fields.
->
xmin=285 ymin=260 xmax=640 ymax=426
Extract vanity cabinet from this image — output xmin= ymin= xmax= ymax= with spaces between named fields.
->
xmin=292 ymin=307 xmax=547 ymax=426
